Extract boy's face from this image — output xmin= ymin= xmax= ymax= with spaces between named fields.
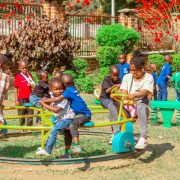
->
xmin=50 ymin=83 xmax=64 ymax=97
xmin=41 ymin=72 xmax=48 ymax=82
xmin=19 ymin=62 xmax=28 ymax=74
xmin=119 ymin=55 xmax=126 ymax=64
xmin=110 ymin=71 xmax=119 ymax=83
xmin=1 ymin=62 xmax=9 ymax=72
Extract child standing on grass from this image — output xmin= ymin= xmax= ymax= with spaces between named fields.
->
xmin=0 ymin=54 xmax=10 ymax=126
xmin=14 ymin=59 xmax=35 ymax=126
xmin=99 ymin=65 xmax=121 ymax=144
xmin=41 ymin=74 xmax=91 ymax=154
xmin=117 ymin=53 xmax=130 ymax=81
xmin=36 ymin=77 xmax=75 ymax=156
xmin=151 ymin=64 xmax=157 ymax=100
xmin=157 ymin=55 xmax=173 ymax=101
xmin=171 ymin=66 xmax=180 ymax=101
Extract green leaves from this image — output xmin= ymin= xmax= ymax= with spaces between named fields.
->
xmin=96 ymin=24 xmax=139 ymax=53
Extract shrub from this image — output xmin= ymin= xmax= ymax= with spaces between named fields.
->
xmin=0 ymin=16 xmax=79 ymax=73
xmin=75 ymin=77 xmax=94 ymax=93
xmin=96 ymin=24 xmax=140 ymax=53
xmin=91 ymin=67 xmax=109 ymax=86
xmin=73 ymin=58 xmax=87 ymax=78
xmin=96 ymin=46 xmax=123 ymax=67
xmin=148 ymin=54 xmax=164 ymax=75
xmin=172 ymin=54 xmax=180 ymax=72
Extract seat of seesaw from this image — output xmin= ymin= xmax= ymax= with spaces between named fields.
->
xmin=23 ymin=103 xmax=34 ymax=107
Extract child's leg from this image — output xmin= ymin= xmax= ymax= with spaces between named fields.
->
xmin=69 ymin=116 xmax=90 ymax=145
xmin=64 ymin=129 xmax=72 ymax=154
xmin=18 ymin=99 xmax=26 ymax=126
xmin=101 ymin=99 xmax=119 ymax=134
xmin=45 ymin=119 xmax=72 ymax=154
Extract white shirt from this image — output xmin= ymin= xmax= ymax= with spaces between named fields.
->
xmin=120 ymin=73 xmax=154 ymax=95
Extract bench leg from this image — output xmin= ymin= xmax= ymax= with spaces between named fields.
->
xmin=150 ymin=108 xmax=159 ymax=126
xmin=176 ymin=109 xmax=180 ymax=127
xmin=160 ymin=109 xmax=174 ymax=128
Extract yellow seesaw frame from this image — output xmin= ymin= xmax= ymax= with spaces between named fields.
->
xmin=0 ymin=92 xmax=136 ymax=149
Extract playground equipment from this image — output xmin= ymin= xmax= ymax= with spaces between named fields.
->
xmin=0 ymin=91 xmax=136 ymax=160
xmin=150 ymin=101 xmax=180 ymax=128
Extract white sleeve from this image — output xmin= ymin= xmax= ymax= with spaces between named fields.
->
xmin=143 ymin=74 xmax=154 ymax=94
xmin=56 ymin=99 xmax=68 ymax=109
xmin=120 ymin=75 xmax=128 ymax=91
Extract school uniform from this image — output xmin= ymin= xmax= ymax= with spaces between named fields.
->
xmin=157 ymin=63 xmax=172 ymax=101
xmin=117 ymin=63 xmax=130 ymax=81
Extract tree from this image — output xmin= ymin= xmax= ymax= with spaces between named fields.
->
xmin=136 ymin=0 xmax=180 ymax=51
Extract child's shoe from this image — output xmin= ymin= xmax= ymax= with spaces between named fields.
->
xmin=37 ymin=147 xmax=43 ymax=151
xmin=36 ymin=149 xmax=50 ymax=156
xmin=108 ymin=134 xmax=114 ymax=145
xmin=72 ymin=144 xmax=82 ymax=154
xmin=135 ymin=137 xmax=148 ymax=150
xmin=59 ymin=154 xmax=72 ymax=159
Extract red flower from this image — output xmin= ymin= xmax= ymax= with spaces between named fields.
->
xmin=154 ymin=36 xmax=161 ymax=43
xmin=174 ymin=35 xmax=179 ymax=42
xmin=7 ymin=19 xmax=11 ymax=25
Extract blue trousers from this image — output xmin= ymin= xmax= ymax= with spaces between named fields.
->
xmin=45 ymin=119 xmax=73 ymax=154
xmin=158 ymin=83 xmax=168 ymax=101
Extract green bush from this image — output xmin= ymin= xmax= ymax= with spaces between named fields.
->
xmin=96 ymin=46 xmax=123 ymax=67
xmin=91 ymin=67 xmax=109 ymax=85
xmin=148 ymin=54 xmax=164 ymax=75
xmin=75 ymin=77 xmax=94 ymax=93
xmin=96 ymin=24 xmax=139 ymax=53
xmin=172 ymin=54 xmax=180 ymax=72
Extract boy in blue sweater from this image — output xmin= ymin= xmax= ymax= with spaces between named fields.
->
xmin=157 ymin=55 xmax=173 ymax=101
xmin=41 ymin=74 xmax=91 ymax=154
xmin=117 ymin=53 xmax=130 ymax=81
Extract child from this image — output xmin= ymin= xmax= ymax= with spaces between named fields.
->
xmin=99 ymin=65 xmax=121 ymax=144
xmin=151 ymin=64 xmax=157 ymax=100
xmin=41 ymin=74 xmax=91 ymax=154
xmin=36 ymin=77 xmax=75 ymax=156
xmin=117 ymin=53 xmax=130 ymax=81
xmin=157 ymin=55 xmax=173 ymax=101
xmin=29 ymin=70 xmax=49 ymax=108
xmin=29 ymin=70 xmax=49 ymax=124
xmin=171 ymin=66 xmax=180 ymax=101
xmin=53 ymin=71 xmax=63 ymax=79
xmin=14 ymin=59 xmax=35 ymax=126
xmin=0 ymin=54 xmax=10 ymax=126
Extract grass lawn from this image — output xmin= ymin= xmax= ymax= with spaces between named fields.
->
xmin=0 ymin=88 xmax=179 ymax=179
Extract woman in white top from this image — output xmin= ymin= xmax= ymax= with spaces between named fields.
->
xmin=120 ymin=56 xmax=154 ymax=150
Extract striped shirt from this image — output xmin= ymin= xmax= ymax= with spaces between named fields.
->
xmin=0 ymin=73 xmax=10 ymax=123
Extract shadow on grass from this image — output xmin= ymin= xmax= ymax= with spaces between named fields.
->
xmin=0 ymin=145 xmax=39 ymax=158
xmin=138 ymin=143 xmax=174 ymax=163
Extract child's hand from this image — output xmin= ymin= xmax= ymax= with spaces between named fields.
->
xmin=41 ymin=97 xmax=48 ymax=102
xmin=128 ymin=94 xmax=135 ymax=100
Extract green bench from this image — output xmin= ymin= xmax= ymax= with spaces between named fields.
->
xmin=150 ymin=101 xmax=180 ymax=128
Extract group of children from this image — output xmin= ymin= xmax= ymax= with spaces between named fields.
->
xmin=0 ymin=51 xmax=179 ymax=155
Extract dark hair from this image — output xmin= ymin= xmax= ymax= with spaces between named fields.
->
xmin=49 ymin=77 xmax=64 ymax=89
xmin=0 ymin=53 xmax=9 ymax=64
xmin=36 ymin=70 xmax=48 ymax=80
xmin=18 ymin=57 xmax=28 ymax=65
xmin=132 ymin=50 xmax=143 ymax=58
xmin=119 ymin=53 xmax=126 ymax=58
xmin=130 ymin=56 xmax=146 ymax=71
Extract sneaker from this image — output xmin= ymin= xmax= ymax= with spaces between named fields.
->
xmin=108 ymin=134 xmax=114 ymax=145
xmin=37 ymin=147 xmax=43 ymax=151
xmin=72 ymin=145 xmax=82 ymax=154
xmin=135 ymin=137 xmax=148 ymax=150
xmin=59 ymin=154 xmax=72 ymax=159
xmin=134 ymin=136 xmax=139 ymax=142
xmin=36 ymin=149 xmax=50 ymax=156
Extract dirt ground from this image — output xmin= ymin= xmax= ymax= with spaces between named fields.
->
xmin=0 ymin=137 xmax=179 ymax=180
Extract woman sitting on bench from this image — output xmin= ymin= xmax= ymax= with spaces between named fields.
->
xmin=120 ymin=56 xmax=153 ymax=150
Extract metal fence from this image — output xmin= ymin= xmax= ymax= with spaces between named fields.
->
xmin=0 ymin=2 xmax=42 ymax=36
xmin=68 ymin=14 xmax=118 ymax=56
